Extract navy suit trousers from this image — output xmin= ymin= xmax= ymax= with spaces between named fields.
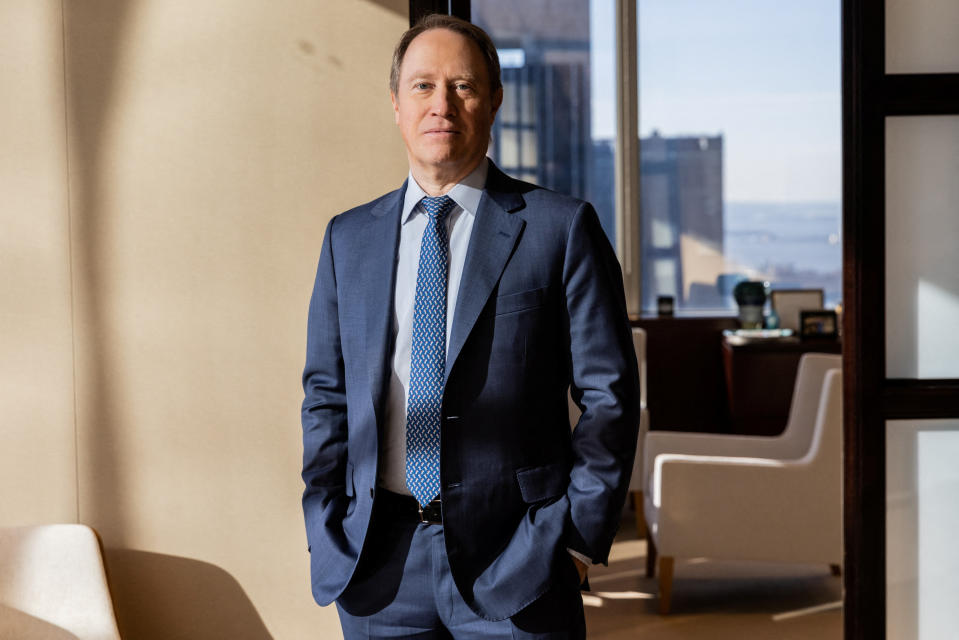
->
xmin=335 ymin=497 xmax=586 ymax=639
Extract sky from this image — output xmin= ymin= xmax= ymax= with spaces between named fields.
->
xmin=589 ymin=0 xmax=842 ymax=203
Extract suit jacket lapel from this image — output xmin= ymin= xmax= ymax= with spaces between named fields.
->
xmin=446 ymin=166 xmax=526 ymax=380
xmin=364 ymin=183 xmax=405 ymax=427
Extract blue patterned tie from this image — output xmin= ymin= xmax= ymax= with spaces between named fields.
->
xmin=406 ymin=195 xmax=456 ymax=507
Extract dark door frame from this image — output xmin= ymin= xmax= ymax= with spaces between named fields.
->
xmin=409 ymin=0 xmax=469 ymax=24
xmin=843 ymin=0 xmax=959 ymax=637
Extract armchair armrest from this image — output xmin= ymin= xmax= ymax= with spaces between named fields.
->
xmin=652 ymin=453 xmax=789 ymax=508
xmin=643 ymin=431 xmax=791 ymax=492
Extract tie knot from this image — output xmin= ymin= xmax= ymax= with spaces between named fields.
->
xmin=420 ymin=195 xmax=456 ymax=221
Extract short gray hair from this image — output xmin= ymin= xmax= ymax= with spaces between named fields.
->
xmin=389 ymin=14 xmax=502 ymax=97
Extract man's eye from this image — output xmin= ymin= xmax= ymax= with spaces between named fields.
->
xmin=414 ymin=82 xmax=431 ymax=90
xmin=456 ymin=83 xmax=473 ymax=92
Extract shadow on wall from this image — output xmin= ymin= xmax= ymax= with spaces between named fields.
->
xmin=62 ymin=0 xmax=130 ymax=542
xmin=105 ymin=549 xmax=273 ymax=640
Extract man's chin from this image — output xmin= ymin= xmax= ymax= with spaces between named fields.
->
xmin=420 ymin=148 xmax=462 ymax=166
xmin=417 ymin=153 xmax=483 ymax=177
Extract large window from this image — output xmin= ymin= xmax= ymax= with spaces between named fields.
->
xmin=468 ymin=1 xmax=841 ymax=316
xmin=637 ymin=1 xmax=842 ymax=313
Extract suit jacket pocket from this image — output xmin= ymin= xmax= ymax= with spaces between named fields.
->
xmin=516 ymin=462 xmax=569 ymax=503
xmin=494 ymin=286 xmax=547 ymax=316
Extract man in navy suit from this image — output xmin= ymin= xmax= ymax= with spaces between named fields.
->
xmin=301 ymin=13 xmax=639 ymax=639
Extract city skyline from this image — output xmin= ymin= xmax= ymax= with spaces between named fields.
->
xmin=589 ymin=0 xmax=841 ymax=203
xmin=476 ymin=0 xmax=842 ymax=311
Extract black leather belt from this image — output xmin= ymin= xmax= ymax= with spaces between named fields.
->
xmin=376 ymin=489 xmax=443 ymax=525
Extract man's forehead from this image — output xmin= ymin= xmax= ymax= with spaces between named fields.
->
xmin=400 ymin=29 xmax=487 ymax=78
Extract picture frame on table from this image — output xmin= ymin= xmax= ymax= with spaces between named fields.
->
xmin=770 ymin=288 xmax=824 ymax=332
xmin=800 ymin=309 xmax=839 ymax=340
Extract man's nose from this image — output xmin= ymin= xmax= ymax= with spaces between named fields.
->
xmin=429 ymin=85 xmax=456 ymax=117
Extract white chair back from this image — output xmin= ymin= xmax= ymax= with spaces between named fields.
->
xmin=796 ymin=367 xmax=844 ymax=559
xmin=633 ymin=327 xmax=647 ymax=410
xmin=803 ymin=367 xmax=843 ymax=469
xmin=777 ymin=353 xmax=842 ymax=459
xmin=0 ymin=524 xmax=122 ymax=640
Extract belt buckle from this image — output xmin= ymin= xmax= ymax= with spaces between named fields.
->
xmin=417 ymin=499 xmax=442 ymax=525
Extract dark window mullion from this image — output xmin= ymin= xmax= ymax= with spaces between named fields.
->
xmin=883 ymin=380 xmax=959 ymax=419
xmin=884 ymin=73 xmax=959 ymax=116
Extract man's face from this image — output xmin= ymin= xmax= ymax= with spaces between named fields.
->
xmin=391 ymin=28 xmax=502 ymax=182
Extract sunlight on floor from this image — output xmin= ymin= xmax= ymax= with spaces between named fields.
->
xmin=581 ymin=513 xmax=843 ymax=639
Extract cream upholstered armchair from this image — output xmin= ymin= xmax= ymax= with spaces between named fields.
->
xmin=569 ymin=327 xmax=648 ymax=537
xmin=643 ymin=353 xmax=842 ymax=614
xmin=0 ymin=524 xmax=122 ymax=639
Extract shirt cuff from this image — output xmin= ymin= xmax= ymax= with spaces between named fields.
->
xmin=566 ymin=548 xmax=592 ymax=566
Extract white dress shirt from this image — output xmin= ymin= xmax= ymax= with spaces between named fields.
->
xmin=378 ymin=159 xmax=489 ymax=494
xmin=376 ymin=158 xmax=592 ymax=571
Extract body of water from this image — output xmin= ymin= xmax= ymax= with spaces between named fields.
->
xmin=724 ymin=201 xmax=842 ymax=305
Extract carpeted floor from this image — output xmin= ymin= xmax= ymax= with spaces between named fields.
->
xmin=582 ymin=525 xmax=843 ymax=639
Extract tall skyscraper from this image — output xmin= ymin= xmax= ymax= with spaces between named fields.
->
xmin=640 ymin=132 xmax=725 ymax=310
xmin=474 ymin=1 xmax=616 ymax=242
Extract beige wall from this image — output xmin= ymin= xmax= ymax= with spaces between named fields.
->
xmin=0 ymin=0 xmax=77 ymax=528
xmin=3 ymin=1 xmax=408 ymax=638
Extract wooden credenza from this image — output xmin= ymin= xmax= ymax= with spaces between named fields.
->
xmin=633 ymin=315 xmax=738 ymax=433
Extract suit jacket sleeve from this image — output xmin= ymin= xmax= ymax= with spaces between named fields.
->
xmin=563 ymin=203 xmax=640 ymax=564
xmin=301 ymin=216 xmax=349 ymax=546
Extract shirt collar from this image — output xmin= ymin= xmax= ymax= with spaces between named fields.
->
xmin=401 ymin=157 xmax=489 ymax=224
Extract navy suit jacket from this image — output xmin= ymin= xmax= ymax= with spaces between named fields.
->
xmin=301 ymin=162 xmax=639 ymax=621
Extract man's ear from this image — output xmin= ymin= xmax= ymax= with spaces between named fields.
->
xmin=490 ymin=86 xmax=503 ymax=120
xmin=390 ymin=91 xmax=400 ymax=125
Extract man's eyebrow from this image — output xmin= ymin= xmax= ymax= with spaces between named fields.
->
xmin=404 ymin=70 xmax=482 ymax=83
xmin=453 ymin=71 xmax=482 ymax=82
xmin=404 ymin=69 xmax=434 ymax=78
